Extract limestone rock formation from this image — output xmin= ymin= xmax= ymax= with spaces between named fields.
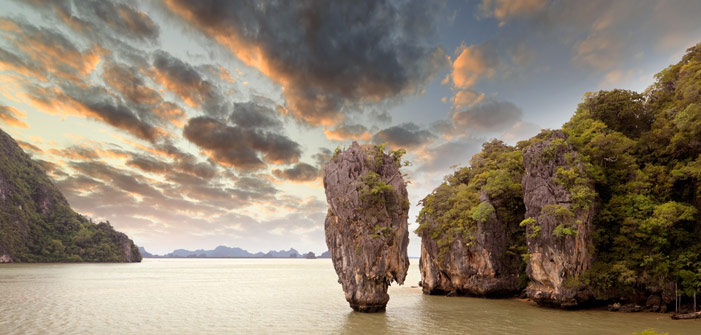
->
xmin=418 ymin=189 xmax=523 ymax=297
xmin=0 ymin=128 xmax=141 ymax=263
xmin=521 ymin=130 xmax=596 ymax=307
xmin=324 ymin=142 xmax=409 ymax=312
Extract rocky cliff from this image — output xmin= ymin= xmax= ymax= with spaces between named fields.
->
xmin=521 ymin=130 xmax=596 ymax=307
xmin=324 ymin=142 xmax=409 ymax=312
xmin=416 ymin=140 xmax=525 ymax=297
xmin=0 ymin=128 xmax=141 ymax=263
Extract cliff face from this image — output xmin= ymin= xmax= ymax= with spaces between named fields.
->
xmin=419 ymin=190 xmax=522 ymax=296
xmin=521 ymin=130 xmax=596 ymax=307
xmin=0 ymin=128 xmax=141 ymax=263
xmin=416 ymin=140 xmax=525 ymax=297
xmin=324 ymin=142 xmax=409 ymax=312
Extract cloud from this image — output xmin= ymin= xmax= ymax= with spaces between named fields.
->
xmin=323 ymin=124 xmax=371 ymax=141
xmin=74 ymin=0 xmax=159 ymax=42
xmin=25 ymin=84 xmax=164 ymax=142
xmin=415 ymin=138 xmax=484 ymax=173
xmin=152 ymin=50 xmax=229 ymax=117
xmin=451 ymin=90 xmax=486 ymax=110
xmin=16 ymin=140 xmax=43 ymax=153
xmin=229 ymin=102 xmax=283 ymax=129
xmin=501 ymin=121 xmax=541 ymax=144
xmin=450 ymin=43 xmax=497 ymax=89
xmin=16 ymin=0 xmax=159 ymax=44
xmin=101 ymin=61 xmax=185 ymax=127
xmin=449 ymin=99 xmax=523 ymax=133
xmin=479 ymin=0 xmax=548 ymax=27
xmin=182 ymin=116 xmax=301 ymax=170
xmin=165 ymin=0 xmax=447 ymax=126
xmin=312 ymin=148 xmax=333 ymax=167
xmin=272 ymin=163 xmax=320 ymax=182
xmin=0 ymin=105 xmax=28 ymax=128
xmin=372 ymin=122 xmax=436 ymax=149
xmin=0 ymin=18 xmax=103 ymax=84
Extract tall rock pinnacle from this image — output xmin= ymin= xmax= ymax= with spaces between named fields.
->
xmin=323 ymin=142 xmax=410 ymax=312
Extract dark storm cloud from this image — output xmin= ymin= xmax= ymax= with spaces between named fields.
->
xmin=49 ymin=145 xmax=100 ymax=160
xmin=372 ymin=122 xmax=436 ymax=149
xmin=69 ymin=161 xmax=164 ymax=200
xmin=272 ymin=163 xmax=319 ymax=182
xmin=0 ymin=18 xmax=102 ymax=84
xmin=25 ymin=84 xmax=163 ymax=143
xmin=229 ymin=102 xmax=283 ymax=129
xmin=183 ymin=116 xmax=301 ymax=170
xmin=75 ymin=0 xmax=159 ymax=42
xmin=126 ymin=155 xmax=170 ymax=174
xmin=16 ymin=0 xmax=159 ymax=43
xmin=152 ymin=50 xmax=229 ymax=118
xmin=165 ymin=0 xmax=447 ymax=125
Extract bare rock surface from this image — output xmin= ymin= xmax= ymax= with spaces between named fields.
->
xmin=521 ymin=130 xmax=596 ymax=307
xmin=324 ymin=142 xmax=409 ymax=312
xmin=418 ymin=190 xmax=522 ymax=297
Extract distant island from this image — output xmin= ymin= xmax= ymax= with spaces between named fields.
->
xmin=139 ymin=245 xmax=330 ymax=259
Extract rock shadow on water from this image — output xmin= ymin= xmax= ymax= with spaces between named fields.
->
xmin=339 ymin=310 xmax=390 ymax=335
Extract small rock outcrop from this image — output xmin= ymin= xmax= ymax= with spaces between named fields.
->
xmin=324 ymin=142 xmax=410 ymax=312
xmin=416 ymin=140 xmax=525 ymax=297
xmin=521 ymin=130 xmax=596 ymax=307
xmin=418 ymin=190 xmax=523 ymax=296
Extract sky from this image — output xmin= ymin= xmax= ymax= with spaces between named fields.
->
xmin=1 ymin=0 xmax=700 ymax=256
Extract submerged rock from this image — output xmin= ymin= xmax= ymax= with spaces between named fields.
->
xmin=521 ymin=130 xmax=596 ymax=307
xmin=324 ymin=142 xmax=409 ymax=312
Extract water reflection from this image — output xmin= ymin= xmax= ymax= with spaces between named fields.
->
xmin=340 ymin=311 xmax=390 ymax=335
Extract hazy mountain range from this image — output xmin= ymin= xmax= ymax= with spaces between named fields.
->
xmin=139 ymin=246 xmax=330 ymax=259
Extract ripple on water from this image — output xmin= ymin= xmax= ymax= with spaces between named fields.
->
xmin=0 ymin=259 xmax=699 ymax=335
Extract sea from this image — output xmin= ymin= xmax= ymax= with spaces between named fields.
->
xmin=0 ymin=259 xmax=698 ymax=334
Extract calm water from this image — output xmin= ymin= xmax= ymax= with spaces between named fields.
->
xmin=0 ymin=259 xmax=697 ymax=335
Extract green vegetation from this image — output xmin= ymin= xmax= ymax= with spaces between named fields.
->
xmin=417 ymin=43 xmax=701 ymax=301
xmin=569 ymin=44 xmax=701 ymax=300
xmin=416 ymin=139 xmax=526 ymax=261
xmin=0 ymin=128 xmax=140 ymax=262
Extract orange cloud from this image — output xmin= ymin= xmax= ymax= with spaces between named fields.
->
xmin=0 ymin=18 xmax=104 ymax=85
xmin=24 ymin=85 xmax=166 ymax=142
xmin=0 ymin=105 xmax=28 ymax=128
xmin=480 ymin=0 xmax=548 ymax=27
xmin=164 ymin=0 xmax=444 ymax=127
xmin=323 ymin=125 xmax=372 ymax=141
xmin=452 ymin=90 xmax=486 ymax=110
xmin=451 ymin=44 xmax=495 ymax=89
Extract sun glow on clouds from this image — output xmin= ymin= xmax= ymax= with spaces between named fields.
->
xmin=1 ymin=0 xmax=700 ymax=255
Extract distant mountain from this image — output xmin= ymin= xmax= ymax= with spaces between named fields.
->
xmin=142 ymin=245 xmax=318 ymax=258
xmin=0 ymin=128 xmax=141 ymax=263
xmin=138 ymin=247 xmax=154 ymax=258
xmin=264 ymin=248 xmax=299 ymax=258
xmin=319 ymin=251 xmax=330 ymax=258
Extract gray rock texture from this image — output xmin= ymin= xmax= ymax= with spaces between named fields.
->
xmin=324 ymin=142 xmax=409 ymax=312
xmin=418 ymin=189 xmax=522 ymax=297
xmin=521 ymin=130 xmax=596 ymax=307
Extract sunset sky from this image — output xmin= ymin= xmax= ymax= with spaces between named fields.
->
xmin=1 ymin=0 xmax=700 ymax=256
